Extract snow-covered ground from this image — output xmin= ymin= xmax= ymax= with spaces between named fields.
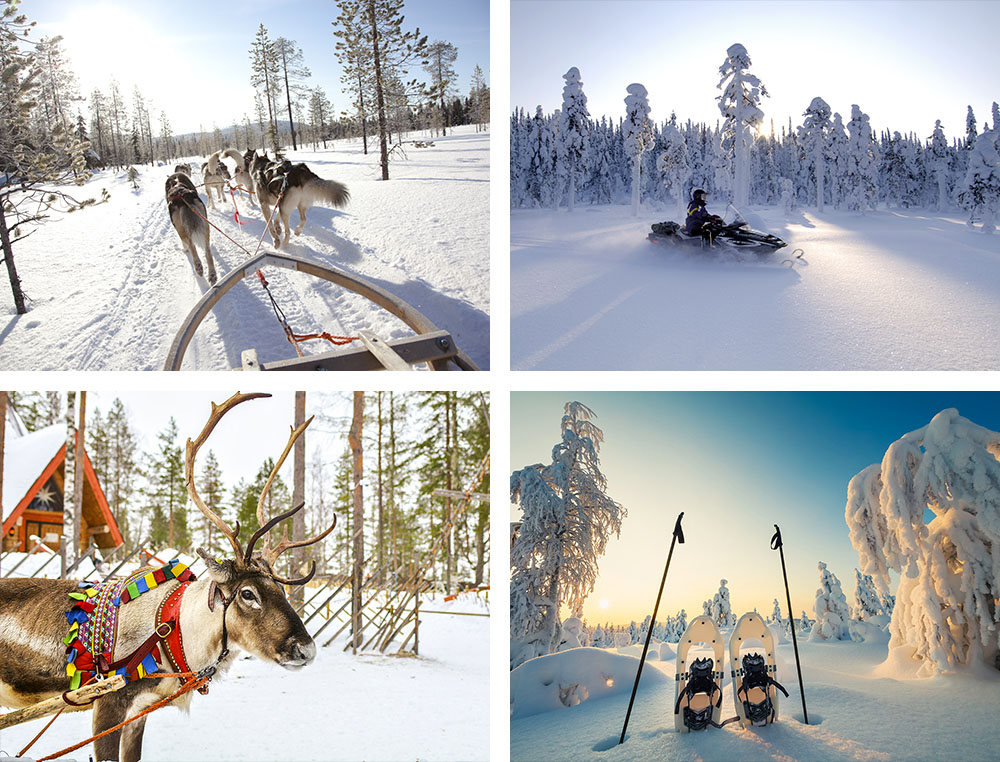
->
xmin=0 ymin=594 xmax=489 ymax=762
xmin=510 ymin=638 xmax=1000 ymax=762
xmin=0 ymin=127 xmax=489 ymax=370
xmin=511 ymin=204 xmax=1000 ymax=370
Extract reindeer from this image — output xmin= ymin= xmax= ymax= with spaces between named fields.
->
xmin=0 ymin=392 xmax=335 ymax=762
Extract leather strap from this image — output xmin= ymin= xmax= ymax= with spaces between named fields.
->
xmin=156 ymin=581 xmax=192 ymax=675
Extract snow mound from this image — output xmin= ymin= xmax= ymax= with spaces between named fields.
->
xmin=658 ymin=641 xmax=676 ymax=660
xmin=510 ymin=647 xmax=665 ymax=719
xmin=849 ymin=619 xmax=890 ymax=644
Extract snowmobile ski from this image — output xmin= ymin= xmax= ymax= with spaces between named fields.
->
xmin=674 ymin=615 xmax=726 ymax=732
xmin=729 ymin=612 xmax=789 ymax=728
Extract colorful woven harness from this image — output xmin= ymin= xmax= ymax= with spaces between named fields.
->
xmin=64 ymin=559 xmax=196 ymax=690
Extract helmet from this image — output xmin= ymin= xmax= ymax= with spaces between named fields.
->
xmin=693 ymin=189 xmax=707 ymax=201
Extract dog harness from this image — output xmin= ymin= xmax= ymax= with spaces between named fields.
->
xmin=64 ymin=560 xmax=196 ymax=690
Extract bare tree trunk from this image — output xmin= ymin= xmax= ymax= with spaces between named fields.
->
xmin=0 ymin=208 xmax=27 ymax=315
xmin=368 ymin=0 xmax=390 ymax=180
xmin=281 ymin=47 xmax=298 ymax=151
xmin=350 ymin=392 xmax=365 ymax=653
xmin=291 ymin=392 xmax=306 ymax=606
xmin=377 ymin=392 xmax=384 ymax=585
xmin=445 ymin=393 xmax=452 ymax=595
xmin=74 ymin=392 xmax=87 ymax=557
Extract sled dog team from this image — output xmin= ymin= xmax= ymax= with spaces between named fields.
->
xmin=164 ymin=149 xmax=350 ymax=285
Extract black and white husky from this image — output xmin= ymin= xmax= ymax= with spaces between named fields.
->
xmin=242 ymin=149 xmax=350 ymax=249
xmin=165 ymin=166 xmax=216 ymax=284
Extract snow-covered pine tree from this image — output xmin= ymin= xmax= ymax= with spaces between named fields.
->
xmin=956 ymin=131 xmax=1000 ymax=233
xmin=717 ymin=43 xmax=767 ymax=208
xmin=591 ymin=623 xmax=604 ymax=648
xmin=558 ymin=67 xmax=590 ymax=212
xmin=799 ymin=611 xmax=810 ymax=630
xmin=525 ymin=106 xmax=555 ymax=208
xmin=622 ymin=83 xmax=652 ymax=216
xmin=845 ymin=105 xmax=878 ymax=212
xmin=827 ymin=112 xmax=849 ymax=209
xmin=656 ymin=117 xmax=690 ymax=216
xmin=509 ymin=402 xmax=626 ymax=668
xmin=928 ymin=120 xmax=952 ymax=210
xmin=810 ymin=561 xmax=850 ymax=641
xmin=800 ymin=97 xmax=832 ymax=211
xmin=702 ymin=599 xmax=712 ymax=617
xmin=711 ymin=579 xmax=732 ymax=627
xmin=846 ymin=408 xmax=1000 ymax=673
xmin=854 ymin=568 xmax=884 ymax=620
xmin=966 ymin=105 xmax=978 ymax=148
xmin=771 ymin=598 xmax=783 ymax=628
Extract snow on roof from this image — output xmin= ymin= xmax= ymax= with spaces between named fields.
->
xmin=2 ymin=424 xmax=66 ymax=522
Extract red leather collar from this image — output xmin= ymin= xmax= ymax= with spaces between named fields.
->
xmin=156 ymin=581 xmax=193 ymax=675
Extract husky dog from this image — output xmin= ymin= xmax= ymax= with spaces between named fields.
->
xmin=201 ymin=149 xmax=245 ymax=209
xmin=174 ymin=162 xmax=192 ymax=176
xmin=165 ymin=169 xmax=216 ymax=284
xmin=242 ymin=149 xmax=350 ymax=249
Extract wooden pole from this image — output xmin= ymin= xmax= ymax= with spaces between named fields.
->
xmin=62 ymin=392 xmax=76 ymax=574
xmin=350 ymin=392 xmax=364 ymax=654
xmin=74 ymin=392 xmax=87 ymax=556
xmin=0 ymin=675 xmax=126 ymax=730
xmin=0 ymin=391 xmax=6 ymax=543
xmin=291 ymin=391 xmax=306 ymax=608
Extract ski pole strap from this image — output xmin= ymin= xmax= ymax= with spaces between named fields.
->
xmin=770 ymin=524 xmax=782 ymax=550
xmin=673 ymin=512 xmax=685 ymax=543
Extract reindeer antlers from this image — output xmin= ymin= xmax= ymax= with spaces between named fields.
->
xmin=186 ymin=392 xmax=337 ymax=585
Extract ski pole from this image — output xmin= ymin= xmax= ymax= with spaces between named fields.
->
xmin=771 ymin=524 xmax=808 ymax=725
xmin=618 ymin=512 xmax=684 ymax=745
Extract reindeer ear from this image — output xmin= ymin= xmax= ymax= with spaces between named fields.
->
xmin=196 ymin=547 xmax=237 ymax=584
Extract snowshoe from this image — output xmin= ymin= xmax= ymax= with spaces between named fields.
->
xmin=729 ymin=612 xmax=789 ymax=728
xmin=674 ymin=616 xmax=726 ymax=732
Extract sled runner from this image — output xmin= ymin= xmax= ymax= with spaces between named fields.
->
xmin=729 ymin=612 xmax=789 ymax=728
xmin=674 ymin=616 xmax=726 ymax=732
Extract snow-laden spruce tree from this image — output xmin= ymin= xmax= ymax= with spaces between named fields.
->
xmin=711 ymin=579 xmax=732 ymax=627
xmin=966 ymin=105 xmax=978 ymax=148
xmin=622 ymin=83 xmax=653 ymax=216
xmin=845 ymin=105 xmax=879 ymax=212
xmin=799 ymin=611 xmax=810 ymax=630
xmin=510 ymin=402 xmax=626 ymax=669
xmin=717 ymin=43 xmax=768 ymax=208
xmin=928 ymin=120 xmax=952 ymax=210
xmin=827 ymin=112 xmax=849 ymax=209
xmin=956 ymin=131 xmax=1000 ymax=233
xmin=846 ymin=408 xmax=1000 ymax=674
xmin=771 ymin=598 xmax=784 ymax=628
xmin=854 ymin=568 xmax=885 ymax=620
xmin=674 ymin=609 xmax=688 ymax=641
xmin=557 ymin=67 xmax=590 ymax=212
xmin=656 ymin=117 xmax=690 ymax=217
xmin=702 ymin=599 xmax=712 ymax=617
xmin=799 ymin=97 xmax=832 ymax=212
xmin=525 ymin=105 xmax=556 ymax=208
xmin=810 ymin=561 xmax=851 ymax=641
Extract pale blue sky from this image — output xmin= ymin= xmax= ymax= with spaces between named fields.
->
xmin=27 ymin=0 xmax=490 ymax=134
xmin=511 ymin=392 xmax=1000 ymax=627
xmin=512 ymin=0 xmax=999 ymax=141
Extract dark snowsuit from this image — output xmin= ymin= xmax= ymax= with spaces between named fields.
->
xmin=685 ymin=198 xmax=714 ymax=235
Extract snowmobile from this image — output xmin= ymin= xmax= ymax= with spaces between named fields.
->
xmin=648 ymin=204 xmax=804 ymax=265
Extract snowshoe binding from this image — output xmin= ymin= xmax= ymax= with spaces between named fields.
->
xmin=674 ymin=615 xmax=727 ymax=732
xmin=729 ymin=612 xmax=789 ymax=728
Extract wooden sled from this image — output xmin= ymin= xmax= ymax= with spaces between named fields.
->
xmin=163 ymin=251 xmax=481 ymax=371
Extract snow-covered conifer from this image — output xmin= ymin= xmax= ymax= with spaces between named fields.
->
xmin=799 ymin=97 xmax=832 ymax=211
xmin=557 ymin=67 xmax=590 ymax=212
xmin=845 ymin=105 xmax=878 ymax=212
xmin=854 ymin=568 xmax=884 ymax=620
xmin=510 ymin=402 xmax=626 ymax=668
xmin=956 ymin=131 xmax=1000 ymax=233
xmin=711 ymin=579 xmax=732 ymax=627
xmin=810 ymin=562 xmax=850 ymax=641
xmin=928 ymin=120 xmax=952 ymax=210
xmin=622 ymin=83 xmax=653 ymax=216
xmin=780 ymin=177 xmax=796 ymax=213
xmin=702 ymin=599 xmax=712 ymax=617
xmin=771 ymin=598 xmax=783 ymax=628
xmin=656 ymin=118 xmax=690 ymax=216
xmin=827 ymin=112 xmax=849 ymax=209
xmin=799 ymin=611 xmax=810 ymax=630
xmin=966 ymin=105 xmax=978 ymax=148
xmin=717 ymin=43 xmax=767 ymax=207
xmin=591 ymin=623 xmax=604 ymax=648
xmin=846 ymin=408 xmax=1000 ymax=673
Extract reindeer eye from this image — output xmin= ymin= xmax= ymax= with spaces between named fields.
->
xmin=240 ymin=589 xmax=257 ymax=602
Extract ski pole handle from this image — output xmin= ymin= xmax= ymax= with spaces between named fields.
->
xmin=673 ymin=512 xmax=685 ymax=543
xmin=770 ymin=524 xmax=782 ymax=550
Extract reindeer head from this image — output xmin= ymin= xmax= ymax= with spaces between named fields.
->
xmin=186 ymin=393 xmax=336 ymax=670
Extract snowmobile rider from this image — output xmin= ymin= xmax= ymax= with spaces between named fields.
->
xmin=685 ymin=189 xmax=723 ymax=242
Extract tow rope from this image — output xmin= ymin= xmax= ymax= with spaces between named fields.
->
xmin=255 ymin=269 xmax=359 ymax=356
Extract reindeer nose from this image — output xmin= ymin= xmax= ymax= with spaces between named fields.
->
xmin=288 ymin=639 xmax=316 ymax=666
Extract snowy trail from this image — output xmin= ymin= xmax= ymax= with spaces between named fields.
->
xmin=511 ymin=639 xmax=1000 ymax=762
xmin=511 ymin=205 xmax=1000 ymax=370
xmin=0 ymin=128 xmax=489 ymax=370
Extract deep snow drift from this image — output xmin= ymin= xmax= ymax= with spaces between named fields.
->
xmin=0 ymin=127 xmax=489 ymax=370
xmin=510 ymin=205 xmax=1000 ymax=370
xmin=0 ymin=593 xmax=488 ymax=761
xmin=510 ymin=637 xmax=1000 ymax=762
